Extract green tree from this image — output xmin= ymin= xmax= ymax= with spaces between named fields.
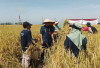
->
xmin=15 ymin=22 xmax=22 ymax=25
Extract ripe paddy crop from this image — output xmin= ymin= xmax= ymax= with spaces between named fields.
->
xmin=0 ymin=25 xmax=100 ymax=68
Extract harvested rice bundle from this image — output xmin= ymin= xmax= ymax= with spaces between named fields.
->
xmin=26 ymin=43 xmax=43 ymax=61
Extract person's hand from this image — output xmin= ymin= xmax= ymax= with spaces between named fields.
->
xmin=41 ymin=40 xmax=43 ymax=45
xmin=69 ymin=27 xmax=72 ymax=31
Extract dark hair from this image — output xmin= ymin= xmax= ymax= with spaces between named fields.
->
xmin=86 ymin=22 xmax=91 ymax=27
xmin=69 ymin=24 xmax=81 ymax=31
xmin=23 ymin=21 xmax=32 ymax=28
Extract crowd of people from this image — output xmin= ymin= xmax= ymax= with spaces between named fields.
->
xmin=20 ymin=19 xmax=98 ymax=68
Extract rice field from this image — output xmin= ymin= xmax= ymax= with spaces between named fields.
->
xmin=0 ymin=24 xmax=100 ymax=68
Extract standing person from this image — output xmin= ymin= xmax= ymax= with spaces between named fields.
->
xmin=21 ymin=21 xmax=34 ymax=68
xmin=40 ymin=19 xmax=55 ymax=60
xmin=50 ymin=23 xmax=55 ymax=44
xmin=64 ymin=23 xmax=87 ymax=58
xmin=53 ymin=22 xmax=61 ymax=42
xmin=40 ymin=19 xmax=55 ymax=48
xmin=54 ymin=22 xmax=61 ymax=32
xmin=82 ymin=22 xmax=98 ymax=34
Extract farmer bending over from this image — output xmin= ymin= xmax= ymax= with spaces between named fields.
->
xmin=82 ymin=22 xmax=98 ymax=34
xmin=64 ymin=23 xmax=87 ymax=58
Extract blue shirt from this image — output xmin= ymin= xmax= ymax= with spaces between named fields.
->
xmin=40 ymin=26 xmax=53 ymax=43
xmin=21 ymin=29 xmax=32 ymax=52
xmin=64 ymin=36 xmax=87 ymax=57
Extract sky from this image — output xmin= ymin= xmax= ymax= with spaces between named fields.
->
xmin=0 ymin=0 xmax=100 ymax=24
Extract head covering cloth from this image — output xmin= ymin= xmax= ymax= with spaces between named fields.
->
xmin=67 ymin=23 xmax=85 ymax=50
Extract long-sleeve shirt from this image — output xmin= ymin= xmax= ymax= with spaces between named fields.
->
xmin=82 ymin=27 xmax=89 ymax=31
xmin=40 ymin=26 xmax=53 ymax=43
xmin=82 ymin=27 xmax=93 ymax=33
xmin=21 ymin=29 xmax=33 ymax=52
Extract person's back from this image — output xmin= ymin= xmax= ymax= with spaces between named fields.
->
xmin=82 ymin=27 xmax=89 ymax=31
xmin=90 ymin=26 xmax=98 ymax=34
xmin=64 ymin=36 xmax=87 ymax=57
xmin=64 ymin=23 xmax=87 ymax=58
xmin=21 ymin=29 xmax=32 ymax=52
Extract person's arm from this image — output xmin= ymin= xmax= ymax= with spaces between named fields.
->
xmin=82 ymin=37 xmax=87 ymax=56
xmin=40 ymin=34 xmax=43 ymax=44
xmin=21 ymin=32 xmax=27 ymax=52
xmin=88 ymin=27 xmax=93 ymax=33
xmin=51 ymin=33 xmax=55 ymax=44
xmin=27 ymin=31 xmax=34 ymax=46
xmin=82 ymin=37 xmax=87 ymax=50
xmin=50 ymin=26 xmax=55 ymax=44
xmin=40 ymin=27 xmax=43 ymax=44
xmin=68 ymin=27 xmax=72 ymax=34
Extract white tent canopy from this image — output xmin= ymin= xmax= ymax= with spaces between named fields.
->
xmin=68 ymin=19 xmax=98 ymax=24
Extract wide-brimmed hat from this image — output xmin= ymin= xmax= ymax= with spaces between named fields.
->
xmin=55 ymin=22 xmax=59 ymax=24
xmin=42 ymin=19 xmax=55 ymax=24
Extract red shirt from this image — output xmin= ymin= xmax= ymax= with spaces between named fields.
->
xmin=82 ymin=27 xmax=89 ymax=31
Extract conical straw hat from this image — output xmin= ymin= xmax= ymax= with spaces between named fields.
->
xmin=43 ymin=19 xmax=55 ymax=24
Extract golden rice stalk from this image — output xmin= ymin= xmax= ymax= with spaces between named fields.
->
xmin=26 ymin=43 xmax=43 ymax=61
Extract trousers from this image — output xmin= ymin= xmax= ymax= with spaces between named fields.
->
xmin=22 ymin=52 xmax=30 ymax=68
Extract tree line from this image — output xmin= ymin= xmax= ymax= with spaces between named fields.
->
xmin=0 ymin=19 xmax=69 ymax=25
xmin=0 ymin=22 xmax=22 ymax=25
